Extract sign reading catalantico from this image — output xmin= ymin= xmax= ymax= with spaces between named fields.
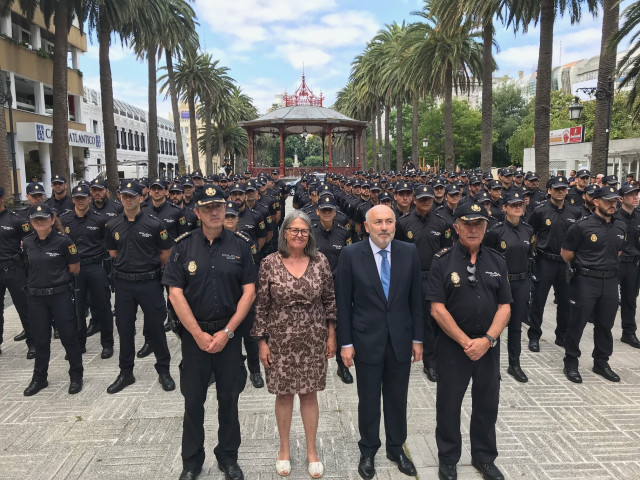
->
xmin=549 ymin=126 xmax=584 ymax=145
xmin=16 ymin=122 xmax=101 ymax=149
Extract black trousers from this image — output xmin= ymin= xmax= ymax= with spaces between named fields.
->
xmin=422 ymin=276 xmax=437 ymax=370
xmin=77 ymin=263 xmax=113 ymax=348
xmin=618 ymin=261 xmax=639 ymax=336
xmin=29 ymin=291 xmax=83 ymax=382
xmin=528 ymin=257 xmax=570 ymax=342
xmin=237 ymin=309 xmax=260 ymax=375
xmin=354 ymin=336 xmax=411 ymax=458
xmin=180 ymin=329 xmax=246 ymax=471
xmin=508 ymin=278 xmax=530 ymax=366
xmin=143 ymin=285 xmax=170 ymax=344
xmin=0 ymin=263 xmax=32 ymax=347
xmin=114 ymin=278 xmax=170 ymax=375
xmin=436 ymin=334 xmax=500 ymax=465
xmin=564 ymin=275 xmax=618 ymax=370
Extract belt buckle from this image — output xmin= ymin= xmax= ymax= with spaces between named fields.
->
xmin=46 ymin=288 xmax=54 ymax=295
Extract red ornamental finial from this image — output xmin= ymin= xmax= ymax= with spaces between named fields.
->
xmin=284 ymin=71 xmax=323 ymax=107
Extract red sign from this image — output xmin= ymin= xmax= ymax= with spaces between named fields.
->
xmin=549 ymin=126 xmax=584 ymax=145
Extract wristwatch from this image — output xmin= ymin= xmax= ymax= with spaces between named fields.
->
xmin=224 ymin=328 xmax=234 ymax=339
xmin=484 ymin=334 xmax=496 ymax=347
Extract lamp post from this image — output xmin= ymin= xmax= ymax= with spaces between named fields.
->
xmin=575 ymin=81 xmax=613 ymax=176
xmin=0 ymin=79 xmax=20 ymax=205
xmin=377 ymin=152 xmax=382 ymax=172
xmin=422 ymin=137 xmax=428 ymax=170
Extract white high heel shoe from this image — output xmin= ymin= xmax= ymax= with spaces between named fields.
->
xmin=276 ymin=459 xmax=291 ymax=476
xmin=308 ymin=461 xmax=324 ymax=478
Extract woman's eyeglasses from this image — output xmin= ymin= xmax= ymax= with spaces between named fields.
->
xmin=467 ymin=264 xmax=476 ymax=287
xmin=286 ymin=228 xmax=310 ymax=237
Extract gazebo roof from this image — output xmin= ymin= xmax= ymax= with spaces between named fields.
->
xmin=239 ymin=105 xmax=368 ymax=136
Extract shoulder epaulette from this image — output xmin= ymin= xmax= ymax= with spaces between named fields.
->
xmin=398 ymin=212 xmax=411 ymax=220
xmin=434 ymin=247 xmax=451 ymax=258
xmin=234 ymin=231 xmax=251 ymax=243
xmin=335 ymin=222 xmax=347 ymax=231
xmin=174 ymin=231 xmax=192 ymax=243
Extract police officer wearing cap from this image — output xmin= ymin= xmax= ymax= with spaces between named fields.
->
xmin=60 ymin=185 xmax=113 ymax=359
xmin=19 ymin=183 xmax=46 ymax=220
xmin=524 ymin=173 xmax=546 ymax=212
xmin=0 ymin=186 xmax=33 ymax=357
xmin=45 ymin=175 xmax=74 ymax=216
xmin=312 ymin=194 xmax=353 ymax=384
xmin=22 ymin=204 xmax=84 ymax=396
xmin=579 ymin=184 xmax=597 ymax=217
xmin=475 ymin=191 xmax=501 ymax=229
xmin=483 ymin=191 xmax=535 ymax=383
xmin=567 ymin=169 xmax=590 ymax=207
xmin=459 ymin=176 xmax=483 ymax=207
xmin=228 ymin=182 xmax=267 ymax=252
xmin=437 ymin=184 xmax=462 ymax=226
xmin=245 ymin=181 xmax=274 ymax=249
xmin=396 ymin=185 xmax=453 ymax=382
xmin=170 ymin=182 xmax=200 ymax=231
xmin=142 ymin=178 xmax=188 ymax=240
xmin=527 ymin=175 xmax=581 ymax=352
xmin=104 ymin=181 xmax=176 ymax=394
xmin=163 ymin=184 xmax=256 ymax=480
xmin=90 ymin=178 xmax=123 ymax=220
xmin=393 ymin=182 xmax=413 ymax=219
xmin=614 ymin=183 xmax=640 ymax=349
xmin=191 ymin=170 xmax=206 ymax=202
xmin=561 ymin=186 xmax=626 ymax=383
xmin=425 ymin=202 xmax=511 ymax=480
xmin=487 ymin=181 xmax=505 ymax=222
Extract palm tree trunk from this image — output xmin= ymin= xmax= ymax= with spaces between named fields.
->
xmin=370 ymin=111 xmax=377 ymax=171
xmin=376 ymin=101 xmax=383 ymax=166
xmin=218 ymin=127 xmax=225 ymax=168
xmin=165 ymin=52 xmax=186 ymax=174
xmin=480 ymin=20 xmax=494 ymax=172
xmin=188 ymin=88 xmax=200 ymax=171
xmin=592 ymin=0 xmax=619 ymax=176
xmin=396 ymin=96 xmax=403 ymax=169
xmin=411 ymin=93 xmax=419 ymax=169
xmin=384 ymin=103 xmax=391 ymax=170
xmin=444 ymin=62 xmax=455 ymax=172
xmin=147 ymin=47 xmax=159 ymax=179
xmin=204 ymin=102 xmax=213 ymax=175
xmin=0 ymin=103 xmax=11 ymax=202
xmin=98 ymin=12 xmax=119 ymax=193
xmin=534 ymin=0 xmax=555 ymax=186
xmin=52 ymin=1 xmax=69 ymax=180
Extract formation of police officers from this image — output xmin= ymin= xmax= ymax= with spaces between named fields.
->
xmin=1 ymin=163 xmax=639 ymax=480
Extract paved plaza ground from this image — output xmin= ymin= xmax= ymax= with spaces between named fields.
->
xmin=1 ymin=294 xmax=639 ymax=480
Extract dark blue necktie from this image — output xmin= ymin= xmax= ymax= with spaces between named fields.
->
xmin=379 ymin=249 xmax=390 ymax=299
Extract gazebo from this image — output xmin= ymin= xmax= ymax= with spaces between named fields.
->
xmin=239 ymin=75 xmax=368 ymax=177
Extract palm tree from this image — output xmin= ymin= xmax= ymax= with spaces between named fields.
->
xmin=612 ymin=0 xmax=640 ymax=120
xmin=407 ymin=4 xmax=483 ymax=172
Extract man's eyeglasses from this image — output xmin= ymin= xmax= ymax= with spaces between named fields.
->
xmin=286 ymin=228 xmax=310 ymax=237
xmin=467 ymin=264 xmax=477 ymax=287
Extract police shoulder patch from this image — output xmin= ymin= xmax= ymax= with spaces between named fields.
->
xmin=434 ymin=247 xmax=451 ymax=258
xmin=160 ymin=230 xmax=168 ymax=240
xmin=179 ymin=216 xmax=186 ymax=225
xmin=174 ymin=231 xmax=192 ymax=243
xmin=68 ymin=244 xmax=77 ymax=255
xmin=22 ymin=223 xmax=30 ymax=232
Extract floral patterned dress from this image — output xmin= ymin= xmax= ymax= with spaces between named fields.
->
xmin=252 ymin=252 xmax=337 ymax=395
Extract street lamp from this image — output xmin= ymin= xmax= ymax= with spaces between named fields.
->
xmin=422 ymin=137 xmax=428 ymax=148
xmin=569 ymin=97 xmax=584 ymax=121
xmin=0 ymin=79 xmax=20 ymax=205
xmin=576 ymin=81 xmax=613 ymax=176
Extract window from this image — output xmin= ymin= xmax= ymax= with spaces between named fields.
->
xmin=128 ymin=130 xmax=134 ymax=150
xmin=93 ymin=120 xmax=99 ymax=134
xmin=134 ymin=132 xmax=140 ymax=151
xmin=160 ymin=138 xmax=164 ymax=154
xmin=121 ymin=128 xmax=127 ymax=149
xmin=141 ymin=134 xmax=146 ymax=152
xmin=115 ymin=127 xmax=120 ymax=148
xmin=172 ymin=141 xmax=176 ymax=156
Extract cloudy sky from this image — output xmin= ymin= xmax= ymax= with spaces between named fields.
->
xmin=79 ymin=0 xmax=632 ymax=117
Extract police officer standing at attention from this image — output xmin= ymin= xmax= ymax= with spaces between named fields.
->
xmin=425 ymin=202 xmax=511 ymax=480
xmin=18 ymin=183 xmax=46 ymax=220
xmin=104 ymin=181 xmax=176 ymax=394
xmin=567 ymin=169 xmax=590 ymax=207
xmin=163 ymin=184 xmax=256 ymax=480
xmin=561 ymin=186 xmax=626 ymax=383
xmin=483 ymin=192 xmax=534 ymax=383
xmin=0 ymin=186 xmax=33 ymax=357
xmin=614 ymin=183 xmax=640 ymax=349
xmin=45 ymin=175 xmax=74 ymax=215
xmin=60 ymin=184 xmax=114 ymax=359
xmin=142 ymin=178 xmax=187 ymax=240
xmin=90 ymin=178 xmax=123 ymax=220
xmin=22 ymin=204 xmax=83 ymax=396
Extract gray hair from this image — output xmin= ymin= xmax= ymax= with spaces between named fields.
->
xmin=278 ymin=210 xmax=317 ymax=258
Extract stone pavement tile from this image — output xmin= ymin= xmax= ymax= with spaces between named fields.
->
xmin=601 ymin=461 xmax=640 ymax=479
xmin=543 ymin=463 xmax=614 ymax=479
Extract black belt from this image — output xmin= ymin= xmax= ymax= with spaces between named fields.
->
xmin=538 ymin=251 xmax=564 ymax=262
xmin=80 ymin=254 xmax=106 ymax=266
xmin=28 ymin=284 xmax=72 ymax=296
xmin=196 ymin=319 xmax=228 ymax=333
xmin=576 ymin=267 xmax=617 ymax=279
xmin=113 ymin=269 xmax=161 ymax=281
xmin=620 ymin=256 xmax=638 ymax=264
xmin=508 ymin=272 xmax=528 ymax=281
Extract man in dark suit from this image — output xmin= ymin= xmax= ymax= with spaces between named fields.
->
xmin=336 ymin=204 xmax=424 ymax=479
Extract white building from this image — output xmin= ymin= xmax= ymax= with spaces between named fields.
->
xmin=81 ymin=87 xmax=185 ymax=180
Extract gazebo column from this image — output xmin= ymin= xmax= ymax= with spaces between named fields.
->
xmin=321 ymin=133 xmax=326 ymax=167
xmin=327 ymin=127 xmax=333 ymax=173
xmin=247 ymin=131 xmax=253 ymax=170
xmin=279 ymin=126 xmax=285 ymax=177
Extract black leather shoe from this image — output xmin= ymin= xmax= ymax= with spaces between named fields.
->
xmin=164 ymin=321 xmax=171 ymax=332
xmin=178 ymin=467 xmax=201 ymax=480
xmin=68 ymin=379 xmax=83 ymax=394
xmin=358 ymin=456 xmax=375 ymax=480
xmin=101 ymin=346 xmax=114 ymax=359
xmin=424 ymin=366 xmax=437 ymax=382
xmin=507 ymin=365 xmax=528 ymax=383
xmin=593 ymin=365 xmax=620 ymax=382
xmin=472 ymin=460 xmax=504 ymax=480
xmin=53 ymin=328 xmax=60 ymax=340
xmin=438 ymin=462 xmax=457 ymax=480
xmin=554 ymin=338 xmax=565 ymax=347
xmin=249 ymin=372 xmax=264 ymax=388
xmin=136 ymin=342 xmax=153 ymax=358
xmin=621 ymin=333 xmax=640 ymax=349
xmin=218 ymin=462 xmax=244 ymax=480
xmin=563 ymin=367 xmax=582 ymax=383
xmin=337 ymin=366 xmax=354 ymax=384
xmin=386 ymin=452 xmax=416 ymax=476
xmin=24 ymin=379 xmax=48 ymax=396
xmin=86 ymin=323 xmax=101 ymax=337
xmin=107 ymin=373 xmax=135 ymax=394
xmin=158 ymin=372 xmax=176 ymax=391
xmin=65 ymin=347 xmax=86 ymax=360
xmin=26 ymin=346 xmax=36 ymax=359
xmin=528 ymin=339 xmax=540 ymax=352
xmin=14 ymin=330 xmax=26 ymax=342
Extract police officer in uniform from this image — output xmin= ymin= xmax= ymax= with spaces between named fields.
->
xmin=170 ymin=182 xmax=199 ymax=231
xmin=90 ymin=178 xmax=123 ymax=220
xmin=0 ymin=186 xmax=33 ymax=357
xmin=567 ymin=169 xmax=590 ymax=207
xmin=396 ymin=185 xmax=453 ymax=382
xmin=483 ymin=192 xmax=534 ymax=383
xmin=524 ymin=173 xmax=546 ymax=212
xmin=104 ymin=181 xmax=176 ymax=394
xmin=393 ymin=182 xmax=413 ymax=219
xmin=60 ymin=184 xmax=113 ymax=359
xmin=561 ymin=186 xmax=626 ymax=383
xmin=527 ymin=176 xmax=581 ymax=351
xmin=45 ymin=175 xmax=74 ymax=215
xmin=18 ymin=183 xmax=46 ymax=221
xmin=142 ymin=178 xmax=187 ymax=240
xmin=425 ymin=202 xmax=511 ymax=480
xmin=22 ymin=204 xmax=83 ymax=396
xmin=614 ymin=183 xmax=640 ymax=349
xmin=163 ymin=185 xmax=256 ymax=480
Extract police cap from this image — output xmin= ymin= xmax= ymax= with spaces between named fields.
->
xmin=414 ymin=185 xmax=435 ymax=199
xmin=454 ymin=202 xmax=488 ymax=221
xmin=197 ymin=184 xmax=226 ymax=206
xmin=592 ymin=186 xmax=621 ymax=200
xmin=26 ymin=183 xmax=45 ymax=195
xmin=29 ymin=203 xmax=54 ymax=219
xmin=71 ymin=185 xmax=90 ymax=197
